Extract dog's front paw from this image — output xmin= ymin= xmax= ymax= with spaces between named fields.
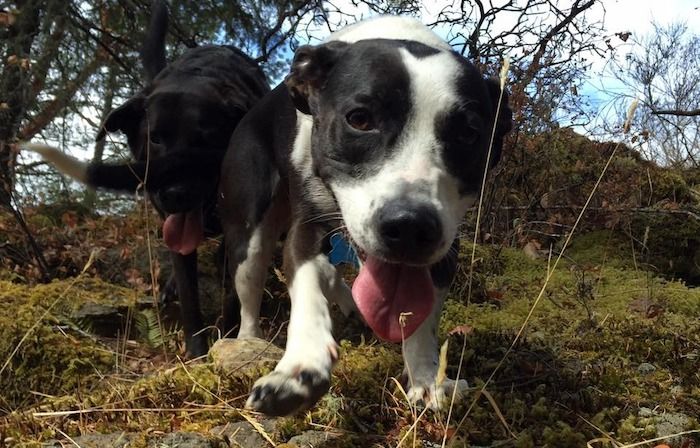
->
xmin=405 ymin=377 xmax=470 ymax=410
xmin=245 ymin=367 xmax=330 ymax=416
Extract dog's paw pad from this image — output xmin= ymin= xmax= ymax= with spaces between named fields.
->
xmin=406 ymin=378 xmax=469 ymax=410
xmin=245 ymin=368 xmax=330 ymax=416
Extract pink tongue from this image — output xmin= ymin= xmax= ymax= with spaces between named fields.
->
xmin=162 ymin=209 xmax=204 ymax=255
xmin=352 ymin=256 xmax=435 ymax=342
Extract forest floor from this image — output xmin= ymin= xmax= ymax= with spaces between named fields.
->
xmin=0 ymin=206 xmax=699 ymax=448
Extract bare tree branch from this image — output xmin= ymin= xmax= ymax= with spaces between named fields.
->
xmin=652 ymin=108 xmax=700 ymax=117
xmin=19 ymin=53 xmax=104 ymax=141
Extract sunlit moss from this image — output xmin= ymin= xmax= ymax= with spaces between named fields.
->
xmin=0 ymin=278 xmax=130 ymax=410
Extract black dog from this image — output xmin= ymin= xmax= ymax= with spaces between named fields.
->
xmin=25 ymin=0 xmax=269 ymax=356
xmin=218 ymin=16 xmax=512 ymax=415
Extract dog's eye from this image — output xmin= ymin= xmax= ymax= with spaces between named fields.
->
xmin=458 ymin=128 xmax=479 ymax=145
xmin=346 ymin=109 xmax=374 ymax=131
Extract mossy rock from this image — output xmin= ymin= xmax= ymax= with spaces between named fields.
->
xmin=32 ymin=199 xmax=97 ymax=226
xmin=0 ymin=278 xmax=126 ymax=409
xmin=629 ymin=212 xmax=700 ymax=283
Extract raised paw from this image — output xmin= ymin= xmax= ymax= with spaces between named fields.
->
xmin=405 ymin=378 xmax=470 ymax=411
xmin=245 ymin=368 xmax=330 ymax=416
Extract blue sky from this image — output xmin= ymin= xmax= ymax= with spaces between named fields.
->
xmin=581 ymin=0 xmax=700 ymax=121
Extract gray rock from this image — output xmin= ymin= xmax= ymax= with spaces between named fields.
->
xmin=43 ymin=432 xmax=133 ymax=447
xmin=637 ymin=408 xmax=693 ymax=446
xmin=210 ymin=418 xmax=278 ymax=448
xmin=638 ymin=406 xmax=654 ymax=417
xmin=286 ymin=430 xmax=340 ymax=447
xmin=655 ymin=412 xmax=691 ymax=443
xmin=150 ymin=432 xmax=214 ymax=448
xmin=637 ymin=362 xmax=656 ymax=375
xmin=209 ymin=338 xmax=284 ymax=376
xmin=45 ymin=431 xmax=222 ymax=448
xmin=71 ymin=296 xmax=152 ymax=337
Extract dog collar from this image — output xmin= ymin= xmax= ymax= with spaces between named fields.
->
xmin=328 ymin=233 xmax=359 ymax=268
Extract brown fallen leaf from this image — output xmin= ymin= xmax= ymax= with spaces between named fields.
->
xmin=448 ymin=324 xmax=474 ymax=336
xmin=629 ymin=297 xmax=665 ymax=318
xmin=523 ymin=239 xmax=543 ymax=260
xmin=0 ymin=10 xmax=17 ymax=27
xmin=486 ymin=289 xmax=504 ymax=301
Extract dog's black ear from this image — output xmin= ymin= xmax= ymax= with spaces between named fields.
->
xmin=284 ymin=41 xmax=350 ymax=115
xmin=484 ymin=78 xmax=513 ymax=166
xmin=96 ymin=95 xmax=145 ymax=142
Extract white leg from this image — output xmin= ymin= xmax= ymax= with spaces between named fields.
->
xmin=402 ymin=287 xmax=469 ymax=409
xmin=245 ymin=254 xmax=338 ymax=416
xmin=234 ymin=227 xmax=267 ymax=339
xmin=232 ymin=196 xmax=288 ymax=339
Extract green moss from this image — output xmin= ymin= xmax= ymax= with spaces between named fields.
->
xmin=565 ymin=230 xmax=636 ymax=269
xmin=0 ymin=278 xmax=129 ymax=409
xmin=450 ymin=240 xmax=506 ymax=303
xmin=434 ymin=239 xmax=699 ymax=445
xmin=311 ymin=340 xmax=403 ymax=431
xmin=542 ymin=422 xmax=588 ymax=447
xmin=3 ymin=232 xmax=700 ymax=446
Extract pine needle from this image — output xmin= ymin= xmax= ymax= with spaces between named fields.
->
xmin=481 ymin=389 xmax=517 ymax=439
xmin=239 ymin=412 xmax=276 ymax=447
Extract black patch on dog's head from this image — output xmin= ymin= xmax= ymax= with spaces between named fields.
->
xmin=393 ymin=39 xmax=441 ymax=58
xmin=436 ymin=58 xmax=512 ymax=193
xmin=287 ymin=40 xmax=425 ymax=181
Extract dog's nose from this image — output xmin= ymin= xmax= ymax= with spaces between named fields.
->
xmin=376 ymin=199 xmax=442 ymax=261
xmin=158 ymin=185 xmax=195 ymax=213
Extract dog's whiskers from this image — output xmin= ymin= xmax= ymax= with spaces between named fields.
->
xmin=302 ymin=212 xmax=344 ymax=225
xmin=318 ymin=225 xmax=348 ymax=245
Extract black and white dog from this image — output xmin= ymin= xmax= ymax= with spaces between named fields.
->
xmin=218 ymin=16 xmax=512 ymax=416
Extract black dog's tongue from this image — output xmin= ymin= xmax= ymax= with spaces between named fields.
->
xmin=162 ymin=208 xmax=204 ymax=255
xmin=352 ymin=255 xmax=434 ymax=342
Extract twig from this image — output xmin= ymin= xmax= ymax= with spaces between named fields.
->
xmin=651 ymin=108 xmax=700 ymax=117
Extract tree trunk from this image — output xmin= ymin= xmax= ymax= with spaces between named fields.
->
xmin=0 ymin=0 xmax=44 ymax=203
xmin=83 ymin=66 xmax=117 ymax=208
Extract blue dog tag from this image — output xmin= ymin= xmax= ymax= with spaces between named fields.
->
xmin=328 ymin=233 xmax=359 ymax=268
